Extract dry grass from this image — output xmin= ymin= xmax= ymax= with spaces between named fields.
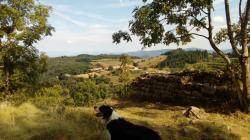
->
xmin=97 ymin=99 xmax=250 ymax=140
xmin=0 ymin=100 xmax=249 ymax=140
xmin=0 ymin=102 xmax=109 ymax=140
xmin=91 ymin=59 xmax=121 ymax=68
xmin=137 ymin=56 xmax=166 ymax=68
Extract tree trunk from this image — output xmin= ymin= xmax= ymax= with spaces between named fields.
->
xmin=241 ymin=57 xmax=250 ymax=112
xmin=228 ymin=66 xmax=243 ymax=110
xmin=5 ymin=70 xmax=10 ymax=94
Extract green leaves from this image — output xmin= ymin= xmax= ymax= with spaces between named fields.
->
xmin=112 ymin=30 xmax=132 ymax=44
xmin=0 ymin=0 xmax=54 ymax=46
xmin=0 ymin=0 xmax=54 ymax=91
xmin=214 ymin=24 xmax=242 ymax=45
xmin=113 ymin=0 xmax=213 ymax=47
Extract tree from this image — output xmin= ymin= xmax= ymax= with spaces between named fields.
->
xmin=0 ymin=0 xmax=54 ymax=92
xmin=113 ymin=0 xmax=250 ymax=112
xmin=119 ymin=54 xmax=132 ymax=83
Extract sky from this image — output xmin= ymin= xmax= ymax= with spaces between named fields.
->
xmin=36 ymin=0 xmax=242 ymax=57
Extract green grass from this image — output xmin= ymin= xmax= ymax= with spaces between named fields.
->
xmin=1 ymin=100 xmax=249 ymax=140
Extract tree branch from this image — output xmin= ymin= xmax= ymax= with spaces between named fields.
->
xmin=239 ymin=0 xmax=243 ymax=22
xmin=191 ymin=33 xmax=209 ymax=39
xmin=224 ymin=0 xmax=241 ymax=57
xmin=207 ymin=7 xmax=231 ymax=65
xmin=190 ymin=15 xmax=208 ymax=30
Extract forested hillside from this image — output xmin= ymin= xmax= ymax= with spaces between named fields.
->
xmin=158 ymin=49 xmax=209 ymax=68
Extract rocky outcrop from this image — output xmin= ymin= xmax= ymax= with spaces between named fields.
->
xmin=130 ymin=70 xmax=237 ymax=109
xmin=183 ymin=106 xmax=206 ymax=119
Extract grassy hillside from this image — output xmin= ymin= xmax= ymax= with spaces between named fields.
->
xmin=137 ymin=55 xmax=167 ymax=69
xmin=0 ymin=100 xmax=249 ymax=140
xmin=91 ymin=58 xmax=122 ymax=68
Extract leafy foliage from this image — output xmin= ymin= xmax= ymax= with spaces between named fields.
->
xmin=69 ymin=80 xmax=111 ymax=106
xmin=112 ymin=30 xmax=132 ymax=44
xmin=113 ymin=0 xmax=213 ymax=46
xmin=119 ymin=54 xmax=133 ymax=83
xmin=0 ymin=0 xmax=54 ymax=92
xmin=32 ymin=85 xmax=69 ymax=108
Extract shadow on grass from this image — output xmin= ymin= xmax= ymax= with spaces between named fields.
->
xmin=111 ymin=97 xmax=241 ymax=114
xmin=161 ymin=121 xmax=241 ymax=140
xmin=128 ymin=117 xmax=241 ymax=140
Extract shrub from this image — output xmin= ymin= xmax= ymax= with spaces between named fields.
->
xmin=90 ymin=76 xmax=111 ymax=84
xmin=133 ymin=62 xmax=139 ymax=67
xmin=108 ymin=65 xmax=114 ymax=71
xmin=32 ymin=85 xmax=70 ymax=108
xmin=70 ymin=80 xmax=111 ymax=106
xmin=111 ymin=84 xmax=132 ymax=99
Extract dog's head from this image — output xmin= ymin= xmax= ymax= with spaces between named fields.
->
xmin=94 ymin=105 xmax=114 ymax=120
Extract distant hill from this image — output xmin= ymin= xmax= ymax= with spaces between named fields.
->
xmin=126 ymin=48 xmax=210 ymax=58
xmin=126 ymin=48 xmax=233 ymax=58
xmin=46 ymin=54 xmax=140 ymax=77
xmin=127 ymin=49 xmax=173 ymax=58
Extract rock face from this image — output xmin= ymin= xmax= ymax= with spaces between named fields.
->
xmin=130 ymin=70 xmax=237 ymax=108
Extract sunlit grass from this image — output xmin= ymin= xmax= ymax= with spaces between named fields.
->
xmin=0 ymin=102 xmax=109 ymax=140
xmin=0 ymin=100 xmax=249 ymax=140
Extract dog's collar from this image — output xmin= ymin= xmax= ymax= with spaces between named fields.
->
xmin=105 ymin=111 xmax=120 ymax=125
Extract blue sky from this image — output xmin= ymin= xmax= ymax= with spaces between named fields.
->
xmin=36 ymin=0 xmax=242 ymax=57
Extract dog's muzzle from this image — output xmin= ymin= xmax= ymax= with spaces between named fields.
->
xmin=94 ymin=106 xmax=102 ymax=117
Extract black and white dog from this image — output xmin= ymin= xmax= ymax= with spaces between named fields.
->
xmin=94 ymin=105 xmax=162 ymax=140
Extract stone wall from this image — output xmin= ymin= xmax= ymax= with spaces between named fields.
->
xmin=130 ymin=71 xmax=237 ymax=108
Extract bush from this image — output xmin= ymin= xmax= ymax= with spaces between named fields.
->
xmin=32 ymin=85 xmax=71 ymax=108
xmin=111 ymin=84 xmax=132 ymax=99
xmin=70 ymin=80 xmax=111 ymax=106
xmin=133 ymin=62 xmax=139 ymax=67
xmin=108 ymin=65 xmax=114 ymax=71
xmin=90 ymin=76 xmax=111 ymax=84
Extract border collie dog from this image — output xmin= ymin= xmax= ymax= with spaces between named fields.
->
xmin=94 ymin=105 xmax=162 ymax=140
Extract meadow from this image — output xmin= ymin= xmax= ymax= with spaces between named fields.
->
xmin=0 ymin=99 xmax=249 ymax=140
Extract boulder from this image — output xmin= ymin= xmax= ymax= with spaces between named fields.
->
xmin=183 ymin=106 xmax=205 ymax=119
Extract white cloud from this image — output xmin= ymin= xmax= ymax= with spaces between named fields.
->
xmin=52 ymin=4 xmax=122 ymax=23
xmin=104 ymin=0 xmax=140 ymax=8
xmin=67 ymin=40 xmax=73 ymax=44
xmin=54 ymin=12 xmax=86 ymax=27
xmin=89 ymin=24 xmax=108 ymax=29
xmin=214 ymin=0 xmax=224 ymax=6
xmin=213 ymin=16 xmax=225 ymax=24
xmin=36 ymin=22 xmax=142 ymax=56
